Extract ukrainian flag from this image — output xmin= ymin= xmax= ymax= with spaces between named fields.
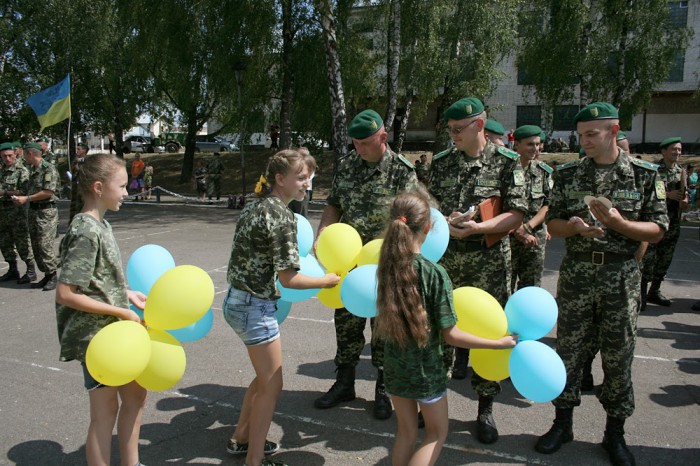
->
xmin=26 ymin=74 xmax=71 ymax=131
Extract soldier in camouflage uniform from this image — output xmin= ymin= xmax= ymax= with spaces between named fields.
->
xmin=206 ymin=152 xmax=225 ymax=200
xmin=314 ymin=109 xmax=418 ymax=420
xmin=642 ymin=137 xmax=687 ymax=308
xmin=38 ymin=137 xmax=61 ymax=196
xmin=484 ymin=118 xmax=506 ymax=147
xmin=427 ymin=97 xmax=527 ymax=444
xmin=68 ymin=143 xmax=88 ymax=225
xmin=509 ymin=125 xmax=553 ymax=292
xmin=12 ymin=142 xmax=60 ymax=290
xmin=535 ymin=103 xmax=668 ymax=466
xmin=414 ymin=154 xmax=430 ymax=184
xmin=0 ymin=142 xmax=37 ymax=284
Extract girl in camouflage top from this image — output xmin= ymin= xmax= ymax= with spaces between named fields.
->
xmin=55 ymin=154 xmax=148 ymax=466
xmin=224 ymin=150 xmax=339 ymax=466
xmin=374 ymin=193 xmax=517 ymax=466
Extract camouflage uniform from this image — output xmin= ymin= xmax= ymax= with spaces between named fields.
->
xmin=227 ymin=196 xmax=299 ymax=299
xmin=428 ymin=141 xmax=527 ymax=397
xmin=384 ymin=255 xmax=457 ymax=399
xmin=26 ymin=159 xmax=60 ymax=274
xmin=510 ymin=159 xmax=553 ymax=291
xmin=326 ymin=148 xmax=418 ymax=368
xmin=56 ymin=214 xmax=127 ymax=362
xmin=206 ymin=156 xmax=225 ymax=199
xmin=643 ymin=160 xmax=684 ymax=283
xmin=414 ymin=161 xmax=430 ymax=184
xmin=547 ymin=153 xmax=668 ymax=418
xmin=0 ymin=161 xmax=34 ymax=264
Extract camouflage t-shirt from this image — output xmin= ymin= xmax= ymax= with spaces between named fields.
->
xmin=227 ymin=196 xmax=300 ymax=300
xmin=546 ymin=152 xmax=669 ymax=256
xmin=327 ymin=148 xmax=418 ymax=244
xmin=383 ymin=254 xmax=458 ymax=399
xmin=56 ymin=214 xmax=128 ymax=362
xmin=27 ymin=159 xmax=59 ymax=202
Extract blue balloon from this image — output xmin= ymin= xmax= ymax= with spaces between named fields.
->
xmin=340 ymin=264 xmax=378 ymax=318
xmin=167 ymin=308 xmax=214 ymax=342
xmin=421 ymin=208 xmax=449 ymax=263
xmin=505 ymin=287 xmax=558 ymax=341
xmin=295 ymin=214 xmax=314 ymax=257
xmin=509 ymin=340 xmax=566 ymax=403
xmin=276 ymin=300 xmax=293 ymax=324
xmin=126 ymin=244 xmax=176 ymax=294
xmin=278 ymin=255 xmax=324 ymax=302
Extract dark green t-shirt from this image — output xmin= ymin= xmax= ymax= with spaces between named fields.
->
xmin=383 ymin=254 xmax=458 ymax=399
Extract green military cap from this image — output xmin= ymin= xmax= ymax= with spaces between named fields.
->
xmin=540 ymin=131 xmax=547 ymax=142
xmin=513 ymin=125 xmax=542 ymax=140
xmin=443 ymin=97 xmax=484 ymax=121
xmin=573 ymin=102 xmax=619 ymax=124
xmin=23 ymin=142 xmax=42 ymax=151
xmin=12 ymin=141 xmax=22 ymax=148
xmin=77 ymin=142 xmax=89 ymax=150
xmin=36 ymin=137 xmax=49 ymax=143
xmin=348 ymin=109 xmax=383 ymax=139
xmin=484 ymin=119 xmax=505 ymax=135
xmin=616 ymin=130 xmax=627 ymax=141
xmin=0 ymin=142 xmax=14 ymax=151
xmin=659 ymin=136 xmax=681 ymax=149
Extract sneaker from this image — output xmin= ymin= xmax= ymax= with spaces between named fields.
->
xmin=227 ymin=439 xmax=280 ymax=455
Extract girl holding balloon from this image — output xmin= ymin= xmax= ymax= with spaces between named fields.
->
xmin=55 ymin=154 xmax=148 ymax=466
xmin=375 ymin=193 xmax=517 ymax=466
xmin=224 ymin=150 xmax=339 ymax=466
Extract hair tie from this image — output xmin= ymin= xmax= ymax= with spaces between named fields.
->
xmin=396 ymin=215 xmax=407 ymax=224
xmin=254 ymin=175 xmax=269 ymax=194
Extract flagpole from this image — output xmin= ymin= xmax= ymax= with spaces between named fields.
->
xmin=67 ymin=116 xmax=72 ymax=179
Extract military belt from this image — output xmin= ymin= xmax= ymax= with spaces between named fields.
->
xmin=448 ymin=238 xmax=485 ymax=253
xmin=569 ymin=251 xmax=634 ymax=266
xmin=29 ymin=202 xmax=56 ymax=210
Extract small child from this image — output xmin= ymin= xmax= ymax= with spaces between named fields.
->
xmin=223 ymin=149 xmax=340 ymax=466
xmin=374 ymin=193 xmax=517 ymax=466
xmin=55 ymin=154 xmax=148 ymax=466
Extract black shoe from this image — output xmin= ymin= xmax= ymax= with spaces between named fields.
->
xmin=226 ymin=438 xmax=279 ymax=455
xmin=452 ymin=348 xmax=469 ymax=380
xmin=602 ymin=417 xmax=636 ymax=466
xmin=31 ymin=274 xmax=52 ymax=289
xmin=646 ymin=290 xmax=671 ymax=307
xmin=0 ymin=268 xmax=20 ymax=282
xmin=17 ymin=274 xmax=33 ymax=285
xmin=535 ymin=423 xmax=574 ymax=454
xmin=42 ymin=273 xmax=58 ymax=291
xmin=476 ymin=396 xmax=498 ymax=444
xmin=314 ymin=365 xmax=356 ymax=409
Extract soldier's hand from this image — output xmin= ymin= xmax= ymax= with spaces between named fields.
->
xmin=569 ymin=216 xmax=605 ymax=238
xmin=12 ymin=195 xmax=28 ymax=205
xmin=591 ymin=202 xmax=626 ymax=231
xmin=666 ymin=189 xmax=684 ymax=201
xmin=448 ymin=220 xmax=480 ymax=238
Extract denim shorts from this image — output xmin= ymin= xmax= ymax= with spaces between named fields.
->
xmin=222 ymin=287 xmax=280 ymax=346
xmin=81 ymin=361 xmax=105 ymax=391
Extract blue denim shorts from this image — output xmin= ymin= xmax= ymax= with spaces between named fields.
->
xmin=222 ymin=287 xmax=280 ymax=346
xmin=81 ymin=361 xmax=105 ymax=391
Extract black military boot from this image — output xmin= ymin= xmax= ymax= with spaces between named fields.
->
xmin=42 ymin=272 xmax=58 ymax=291
xmin=639 ymin=278 xmax=648 ymax=312
xmin=581 ymin=357 xmax=594 ymax=392
xmin=373 ymin=369 xmax=392 ymax=420
xmin=0 ymin=261 xmax=20 ymax=282
xmin=31 ymin=273 xmax=52 ymax=289
xmin=452 ymin=347 xmax=470 ymax=380
xmin=314 ymin=364 xmax=356 ymax=409
xmin=646 ymin=280 xmax=671 ymax=306
xmin=535 ymin=408 xmax=574 ymax=454
xmin=602 ymin=416 xmax=636 ymax=466
xmin=17 ymin=261 xmax=37 ymax=285
xmin=476 ymin=395 xmax=498 ymax=444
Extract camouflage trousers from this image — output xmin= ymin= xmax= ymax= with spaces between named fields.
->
xmin=553 ymin=255 xmax=640 ymax=419
xmin=333 ymin=307 xmax=383 ymax=368
xmin=441 ymin=237 xmax=511 ymax=397
xmin=643 ymin=219 xmax=680 ymax=282
xmin=28 ymin=207 xmax=59 ymax=274
xmin=509 ymin=229 xmax=546 ymax=293
xmin=207 ymin=175 xmax=221 ymax=197
xmin=0 ymin=205 xmax=34 ymax=263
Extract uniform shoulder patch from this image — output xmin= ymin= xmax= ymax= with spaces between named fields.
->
xmin=432 ymin=148 xmax=453 ymax=161
xmin=497 ymin=146 xmax=519 ymax=161
xmin=629 ymin=157 xmax=659 ymax=171
xmin=557 ymin=160 xmax=579 ymax=171
xmin=537 ymin=161 xmax=553 ymax=174
xmin=397 ymin=154 xmax=414 ymax=168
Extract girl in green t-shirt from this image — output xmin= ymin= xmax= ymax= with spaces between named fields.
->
xmin=375 ymin=193 xmax=517 ymax=466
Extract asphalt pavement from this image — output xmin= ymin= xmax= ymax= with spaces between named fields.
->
xmin=1 ymin=200 xmax=698 ymax=466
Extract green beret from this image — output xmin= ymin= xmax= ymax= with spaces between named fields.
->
xmin=77 ymin=142 xmax=89 ymax=150
xmin=540 ymin=131 xmax=547 ymax=142
xmin=0 ymin=142 xmax=14 ymax=151
xmin=23 ymin=142 xmax=42 ymax=151
xmin=443 ymin=97 xmax=484 ymax=121
xmin=579 ymin=148 xmax=587 ymax=157
xmin=616 ymin=131 xmax=627 ymax=141
xmin=659 ymin=136 xmax=681 ymax=149
xmin=36 ymin=137 xmax=49 ymax=143
xmin=348 ymin=109 xmax=383 ymax=139
xmin=513 ymin=125 xmax=542 ymax=140
xmin=12 ymin=141 xmax=22 ymax=148
xmin=573 ymin=102 xmax=619 ymax=124
xmin=484 ymin=119 xmax=505 ymax=135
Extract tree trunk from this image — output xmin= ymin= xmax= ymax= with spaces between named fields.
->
xmin=315 ymin=0 xmax=347 ymax=169
xmin=279 ymin=0 xmax=294 ymax=150
xmin=384 ymin=0 xmax=401 ymax=131
xmin=113 ymin=104 xmax=124 ymax=159
xmin=395 ymin=92 xmax=414 ymax=153
xmin=180 ymin=112 xmax=199 ymax=183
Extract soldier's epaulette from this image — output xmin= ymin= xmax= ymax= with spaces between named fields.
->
xmin=397 ymin=154 xmax=414 ymax=168
xmin=557 ymin=160 xmax=579 ymax=171
xmin=432 ymin=148 xmax=453 ymax=161
xmin=497 ymin=146 xmax=519 ymax=160
xmin=629 ymin=157 xmax=659 ymax=171
xmin=537 ymin=161 xmax=553 ymax=174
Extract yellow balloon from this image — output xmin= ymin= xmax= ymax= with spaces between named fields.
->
xmin=86 ymin=321 xmax=151 ymax=386
xmin=318 ymin=275 xmax=346 ymax=309
xmin=470 ymin=347 xmax=513 ymax=381
xmin=453 ymin=286 xmax=507 ymax=339
xmin=145 ymin=265 xmax=215 ymax=330
xmin=136 ymin=329 xmax=187 ymax=391
xmin=355 ymin=239 xmax=383 ymax=266
xmin=316 ymin=223 xmax=362 ymax=273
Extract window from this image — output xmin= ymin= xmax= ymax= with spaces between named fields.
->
xmin=553 ymin=105 xmax=580 ymax=131
xmin=667 ymin=51 xmax=685 ymax=82
xmin=668 ymin=1 xmax=688 ymax=29
xmin=516 ymin=105 xmax=541 ymax=127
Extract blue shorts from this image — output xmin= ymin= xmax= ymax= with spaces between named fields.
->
xmin=388 ymin=390 xmax=447 ymax=405
xmin=81 ymin=361 xmax=105 ymax=391
xmin=222 ymin=287 xmax=280 ymax=346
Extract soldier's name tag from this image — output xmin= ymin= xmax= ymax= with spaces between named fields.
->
xmin=655 ymin=180 xmax=666 ymax=200
xmin=513 ymin=171 xmax=524 ymax=186
xmin=532 ymin=184 xmax=543 ymax=194
xmin=612 ymin=190 xmax=641 ymax=201
xmin=373 ymin=187 xmax=394 ymax=196
xmin=568 ymin=191 xmax=592 ymax=200
xmin=439 ymin=179 xmax=456 ymax=188
xmin=44 ymin=174 xmax=52 ymax=182
xmin=476 ymin=178 xmax=501 ymax=188
xmin=337 ymin=180 xmax=354 ymax=189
